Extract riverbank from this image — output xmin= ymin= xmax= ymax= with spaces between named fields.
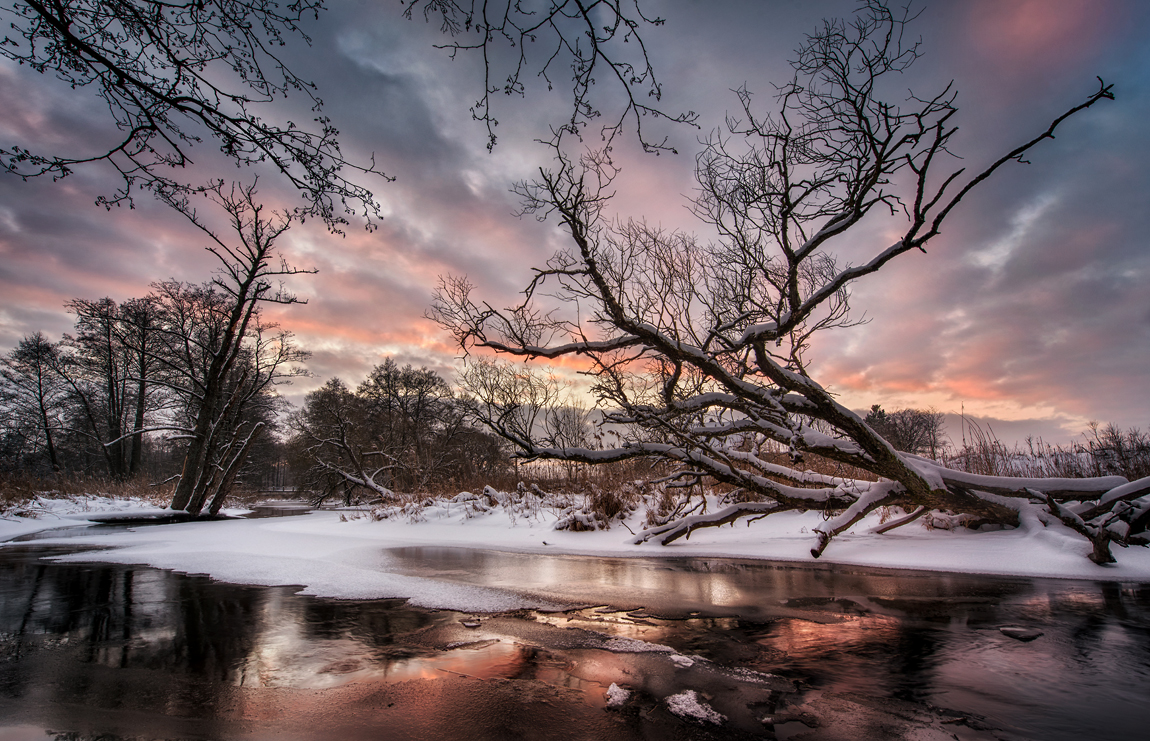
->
xmin=4 ymin=499 xmax=1150 ymax=740
xmin=3 ymin=532 xmax=1149 ymax=741
xmin=2 ymin=496 xmax=1148 ymax=614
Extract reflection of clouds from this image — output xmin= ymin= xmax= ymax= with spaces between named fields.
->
xmin=764 ymin=615 xmax=902 ymax=659
xmin=241 ymin=589 xmax=309 ymax=687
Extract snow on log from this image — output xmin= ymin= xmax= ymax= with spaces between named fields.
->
xmin=632 ymin=501 xmax=792 ymax=545
xmin=903 ymin=453 xmax=1129 ymax=500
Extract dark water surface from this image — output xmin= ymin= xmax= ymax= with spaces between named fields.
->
xmin=1 ymin=539 xmax=1148 ymax=740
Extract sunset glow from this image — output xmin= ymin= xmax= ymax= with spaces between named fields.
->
xmin=1 ymin=0 xmax=1147 ymax=445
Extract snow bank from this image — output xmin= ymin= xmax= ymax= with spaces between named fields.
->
xmin=3 ymin=487 xmax=1150 ymax=616
xmin=12 ymin=512 xmax=568 ymax=613
xmin=372 ymin=483 xmax=634 ymax=532
xmin=0 ymin=494 xmax=180 ymax=539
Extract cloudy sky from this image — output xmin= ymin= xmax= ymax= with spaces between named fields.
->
xmin=1 ymin=0 xmax=1148 ymax=446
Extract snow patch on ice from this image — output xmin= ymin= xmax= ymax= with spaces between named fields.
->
xmin=665 ymin=690 xmax=726 ymax=724
xmin=605 ymin=683 xmax=630 ymax=708
xmin=727 ymin=666 xmax=789 ymax=686
xmin=602 ymin=636 xmax=675 ymax=654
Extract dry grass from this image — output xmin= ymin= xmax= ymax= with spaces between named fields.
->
xmin=0 ymin=470 xmax=173 ymax=516
xmin=943 ymin=419 xmax=1150 ymax=481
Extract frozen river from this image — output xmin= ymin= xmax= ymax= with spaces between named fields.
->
xmin=1 ymin=535 xmax=1148 ymax=740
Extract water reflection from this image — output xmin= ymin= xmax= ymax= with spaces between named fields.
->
xmin=0 ymin=544 xmax=1148 ymax=740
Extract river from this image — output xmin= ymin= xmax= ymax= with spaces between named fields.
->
xmin=1 ymin=518 xmax=1148 ymax=740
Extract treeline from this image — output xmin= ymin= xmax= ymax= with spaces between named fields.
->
xmin=0 ymin=286 xmax=298 ymax=491
xmin=0 ymin=181 xmax=532 ymax=510
xmin=1 ymin=184 xmax=310 ymax=514
xmin=287 ymin=359 xmax=510 ymax=504
xmin=0 ymin=300 xmax=520 ymax=505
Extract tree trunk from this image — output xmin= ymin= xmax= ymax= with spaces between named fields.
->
xmin=38 ymin=396 xmax=59 ymax=471
xmin=170 ymin=293 xmax=258 ymax=512
xmin=129 ymin=368 xmax=147 ymax=476
xmin=207 ymin=422 xmax=264 ymax=516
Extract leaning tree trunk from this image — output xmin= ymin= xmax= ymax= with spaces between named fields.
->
xmin=206 ymin=422 xmax=264 ymax=516
xmin=170 ymin=286 xmax=260 ymax=513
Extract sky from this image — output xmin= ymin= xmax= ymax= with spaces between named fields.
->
xmin=1 ymin=0 xmax=1148 ymax=447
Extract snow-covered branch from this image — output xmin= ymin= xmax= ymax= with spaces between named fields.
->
xmin=430 ymin=1 xmax=1130 ymax=563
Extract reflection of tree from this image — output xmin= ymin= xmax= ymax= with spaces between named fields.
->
xmin=1056 ymin=582 xmax=1150 ymax=667
xmin=171 ymin=577 xmax=261 ymax=682
xmin=0 ymin=554 xmax=445 ymax=693
xmin=746 ymin=571 xmax=1051 ymax=703
xmin=2 ymin=555 xmax=1148 ymax=738
xmin=0 ymin=555 xmax=264 ymax=714
xmin=886 ymin=628 xmax=945 ymax=701
xmin=302 ymin=598 xmax=435 ymax=651
xmin=1099 ymin=582 xmax=1129 ymax=620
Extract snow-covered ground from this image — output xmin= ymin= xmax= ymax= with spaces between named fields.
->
xmin=2 ymin=492 xmax=1148 ymax=613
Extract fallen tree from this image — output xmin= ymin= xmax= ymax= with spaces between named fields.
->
xmin=431 ymin=1 xmax=1146 ymax=564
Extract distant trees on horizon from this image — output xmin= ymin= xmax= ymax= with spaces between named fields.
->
xmin=0 ymin=282 xmax=296 ymax=489
xmin=0 ymin=183 xmax=311 ymax=515
xmin=287 ymin=358 xmax=508 ymax=505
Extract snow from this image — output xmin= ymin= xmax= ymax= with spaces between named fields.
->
xmin=604 ymin=683 xmax=630 ymax=708
xmin=736 ymin=321 xmax=778 ymax=345
xmin=1095 ymin=474 xmax=1150 ymax=506
xmin=0 ymin=495 xmax=250 ymax=539
xmin=664 ymin=689 xmax=726 ymax=724
xmin=601 ymin=636 xmax=674 ymax=654
xmin=2 ymin=488 xmax=1150 ymax=615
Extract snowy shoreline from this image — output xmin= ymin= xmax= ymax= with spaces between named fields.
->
xmin=3 ymin=494 xmax=1149 ymax=612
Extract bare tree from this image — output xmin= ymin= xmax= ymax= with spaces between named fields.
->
xmin=290 ymin=360 xmax=489 ymax=502
xmin=405 ymin=0 xmax=697 ymax=152
xmin=457 ymin=356 xmax=563 ymax=452
xmin=0 ymin=183 xmax=305 ymax=489
xmin=865 ymin=406 xmax=946 ymax=460
xmin=3 ymin=1 xmax=691 ymax=227
xmin=118 ymin=297 xmax=164 ymax=475
xmin=56 ymin=297 xmax=163 ymax=478
xmin=355 ymin=359 xmax=470 ymax=492
xmin=432 ymin=1 xmax=1147 ymax=564
xmin=456 ymin=356 xmax=596 ymax=480
xmin=0 ymin=333 xmax=69 ymax=471
xmin=0 ymin=0 xmax=386 ymax=228
xmin=291 ymin=378 xmax=389 ymax=502
xmin=146 ymin=279 xmax=306 ymax=513
xmin=145 ymin=182 xmax=310 ymax=514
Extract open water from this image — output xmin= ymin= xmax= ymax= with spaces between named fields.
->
xmin=1 ymin=511 xmax=1148 ymax=740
